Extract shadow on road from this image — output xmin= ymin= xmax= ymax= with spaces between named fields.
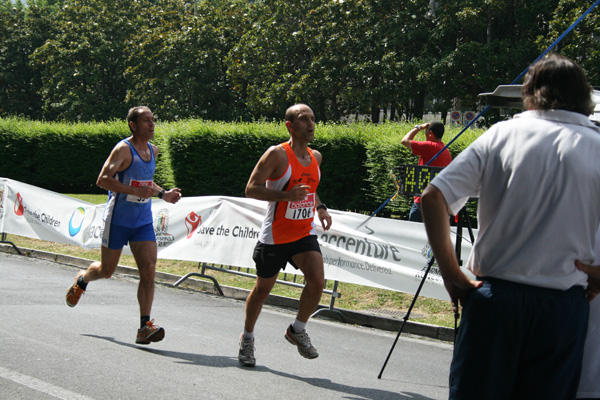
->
xmin=83 ymin=334 xmax=438 ymax=400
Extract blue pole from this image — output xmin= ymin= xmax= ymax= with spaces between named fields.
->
xmin=427 ymin=0 xmax=600 ymax=166
xmin=360 ymin=0 xmax=600 ymax=223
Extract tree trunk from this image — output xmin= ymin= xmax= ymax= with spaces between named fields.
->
xmin=371 ymin=104 xmax=380 ymax=123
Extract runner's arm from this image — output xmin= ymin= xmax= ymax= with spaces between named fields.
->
xmin=246 ymin=146 xmax=309 ymax=202
xmin=96 ymin=142 xmax=153 ymax=199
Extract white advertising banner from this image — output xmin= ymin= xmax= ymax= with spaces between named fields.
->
xmin=0 ymin=178 xmax=477 ymax=301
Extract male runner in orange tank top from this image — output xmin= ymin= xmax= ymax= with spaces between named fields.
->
xmin=238 ymin=104 xmax=332 ymax=367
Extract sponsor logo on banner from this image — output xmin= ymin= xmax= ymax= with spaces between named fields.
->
xmin=83 ymin=224 xmax=104 ymax=243
xmin=154 ymin=208 xmax=174 ymax=248
xmin=421 ymin=242 xmax=434 ymax=262
xmin=68 ymin=207 xmax=86 ymax=237
xmin=319 ymin=231 xmax=399 ymax=277
xmin=191 ymin=221 xmax=260 ymax=248
xmin=321 ymin=254 xmax=394 ymax=275
xmin=14 ymin=192 xmax=24 ymax=216
xmin=417 ymin=242 xmax=442 ymax=280
xmin=13 ymin=192 xmax=62 ymax=228
xmin=185 ymin=211 xmax=202 ymax=239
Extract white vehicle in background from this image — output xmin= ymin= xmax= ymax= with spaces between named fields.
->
xmin=479 ymin=84 xmax=600 ymax=124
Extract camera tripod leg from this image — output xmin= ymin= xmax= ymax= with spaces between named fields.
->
xmin=378 ymin=256 xmax=436 ymax=379
xmin=378 ymin=206 xmax=473 ymax=379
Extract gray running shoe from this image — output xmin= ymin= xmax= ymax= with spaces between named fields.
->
xmin=238 ymin=335 xmax=256 ymax=367
xmin=284 ymin=324 xmax=319 ymax=359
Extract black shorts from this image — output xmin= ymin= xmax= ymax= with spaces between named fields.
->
xmin=252 ymin=235 xmax=321 ymax=278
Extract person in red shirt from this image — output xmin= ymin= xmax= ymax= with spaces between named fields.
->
xmin=401 ymin=121 xmax=452 ymax=222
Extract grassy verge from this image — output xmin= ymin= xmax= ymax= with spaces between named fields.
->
xmin=5 ymin=193 xmax=455 ymax=328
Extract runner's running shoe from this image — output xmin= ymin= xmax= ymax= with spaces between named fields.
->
xmin=65 ymin=271 xmax=85 ymax=307
xmin=238 ymin=334 xmax=256 ymax=367
xmin=136 ymin=320 xmax=165 ymax=344
xmin=285 ymin=324 xmax=319 ymax=359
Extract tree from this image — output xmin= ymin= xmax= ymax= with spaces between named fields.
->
xmin=226 ymin=0 xmax=322 ymax=120
xmin=428 ymin=0 xmax=559 ymax=124
xmin=31 ymin=0 xmax=149 ymax=121
xmin=544 ymin=0 xmax=600 ymax=85
xmin=226 ymin=0 xmax=433 ymax=122
xmin=125 ymin=0 xmax=251 ymax=121
xmin=0 ymin=1 xmax=54 ymax=118
xmin=2 ymin=0 xmax=596 ymax=123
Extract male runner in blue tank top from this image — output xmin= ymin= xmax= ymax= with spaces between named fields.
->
xmin=65 ymin=106 xmax=182 ymax=345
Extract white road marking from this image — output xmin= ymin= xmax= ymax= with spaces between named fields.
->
xmin=0 ymin=366 xmax=95 ymax=400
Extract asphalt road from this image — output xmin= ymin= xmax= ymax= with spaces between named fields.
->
xmin=0 ymin=252 xmax=452 ymax=400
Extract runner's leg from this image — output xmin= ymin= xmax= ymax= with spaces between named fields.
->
xmin=293 ymin=251 xmax=325 ymax=323
xmin=130 ymin=240 xmax=158 ymax=317
xmin=244 ymin=275 xmax=278 ymax=333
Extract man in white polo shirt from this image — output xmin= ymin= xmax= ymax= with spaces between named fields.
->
xmin=421 ymin=54 xmax=600 ymax=399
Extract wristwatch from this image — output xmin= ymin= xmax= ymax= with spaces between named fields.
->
xmin=158 ymin=189 xmax=166 ymax=199
xmin=414 ymin=124 xmax=421 ymax=130
xmin=316 ymin=204 xmax=327 ymax=211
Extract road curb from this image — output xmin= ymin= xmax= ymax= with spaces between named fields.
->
xmin=0 ymin=243 xmax=455 ymax=342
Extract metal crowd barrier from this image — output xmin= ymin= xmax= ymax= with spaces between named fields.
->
xmin=1 ymin=232 xmax=22 ymax=255
xmin=173 ymin=262 xmax=345 ymax=321
xmin=1 ymin=231 xmax=344 ymax=321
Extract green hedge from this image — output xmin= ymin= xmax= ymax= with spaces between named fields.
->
xmin=0 ymin=117 xmax=483 ymax=219
xmin=0 ymin=118 xmax=125 ymax=193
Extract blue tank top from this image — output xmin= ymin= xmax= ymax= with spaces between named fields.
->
xmin=103 ymin=139 xmax=156 ymax=228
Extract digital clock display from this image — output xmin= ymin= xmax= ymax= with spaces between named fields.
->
xmin=394 ymin=164 xmax=444 ymax=196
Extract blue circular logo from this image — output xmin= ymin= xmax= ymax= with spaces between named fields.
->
xmin=69 ymin=207 xmax=86 ymax=237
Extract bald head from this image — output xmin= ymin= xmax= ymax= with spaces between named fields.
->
xmin=285 ymin=104 xmax=313 ymax=123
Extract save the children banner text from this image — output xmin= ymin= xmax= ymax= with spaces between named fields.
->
xmin=0 ymin=178 xmax=476 ymax=301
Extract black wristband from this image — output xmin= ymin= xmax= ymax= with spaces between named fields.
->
xmin=316 ymin=204 xmax=327 ymax=211
xmin=158 ymin=189 xmax=166 ymax=199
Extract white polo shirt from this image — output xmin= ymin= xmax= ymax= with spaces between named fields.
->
xmin=431 ymin=110 xmax=600 ymax=289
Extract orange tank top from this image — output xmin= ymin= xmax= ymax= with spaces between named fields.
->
xmin=258 ymin=142 xmax=321 ymax=244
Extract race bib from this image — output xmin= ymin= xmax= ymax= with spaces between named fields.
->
xmin=126 ymin=179 xmax=153 ymax=203
xmin=285 ymin=193 xmax=315 ymax=220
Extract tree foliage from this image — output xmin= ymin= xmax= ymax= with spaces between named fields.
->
xmin=0 ymin=0 xmax=598 ymax=123
xmin=0 ymin=1 xmax=52 ymax=118
xmin=30 ymin=0 xmax=145 ymax=121
xmin=428 ymin=0 xmax=561 ymax=119
xmin=544 ymin=0 xmax=600 ymax=84
xmin=125 ymin=0 xmax=250 ymax=121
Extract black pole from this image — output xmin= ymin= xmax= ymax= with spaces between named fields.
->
xmin=378 ymin=207 xmax=475 ymax=379
xmin=378 ymin=255 xmax=436 ymax=379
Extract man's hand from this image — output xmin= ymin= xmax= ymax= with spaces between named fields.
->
xmin=164 ymin=188 xmax=182 ymax=204
xmin=575 ymin=260 xmax=600 ymax=278
xmin=136 ymin=185 xmax=155 ymax=199
xmin=576 ymin=260 xmax=600 ymax=301
xmin=317 ymin=208 xmax=332 ymax=231
xmin=442 ymin=271 xmax=482 ymax=314
xmin=287 ymin=184 xmax=311 ymax=202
